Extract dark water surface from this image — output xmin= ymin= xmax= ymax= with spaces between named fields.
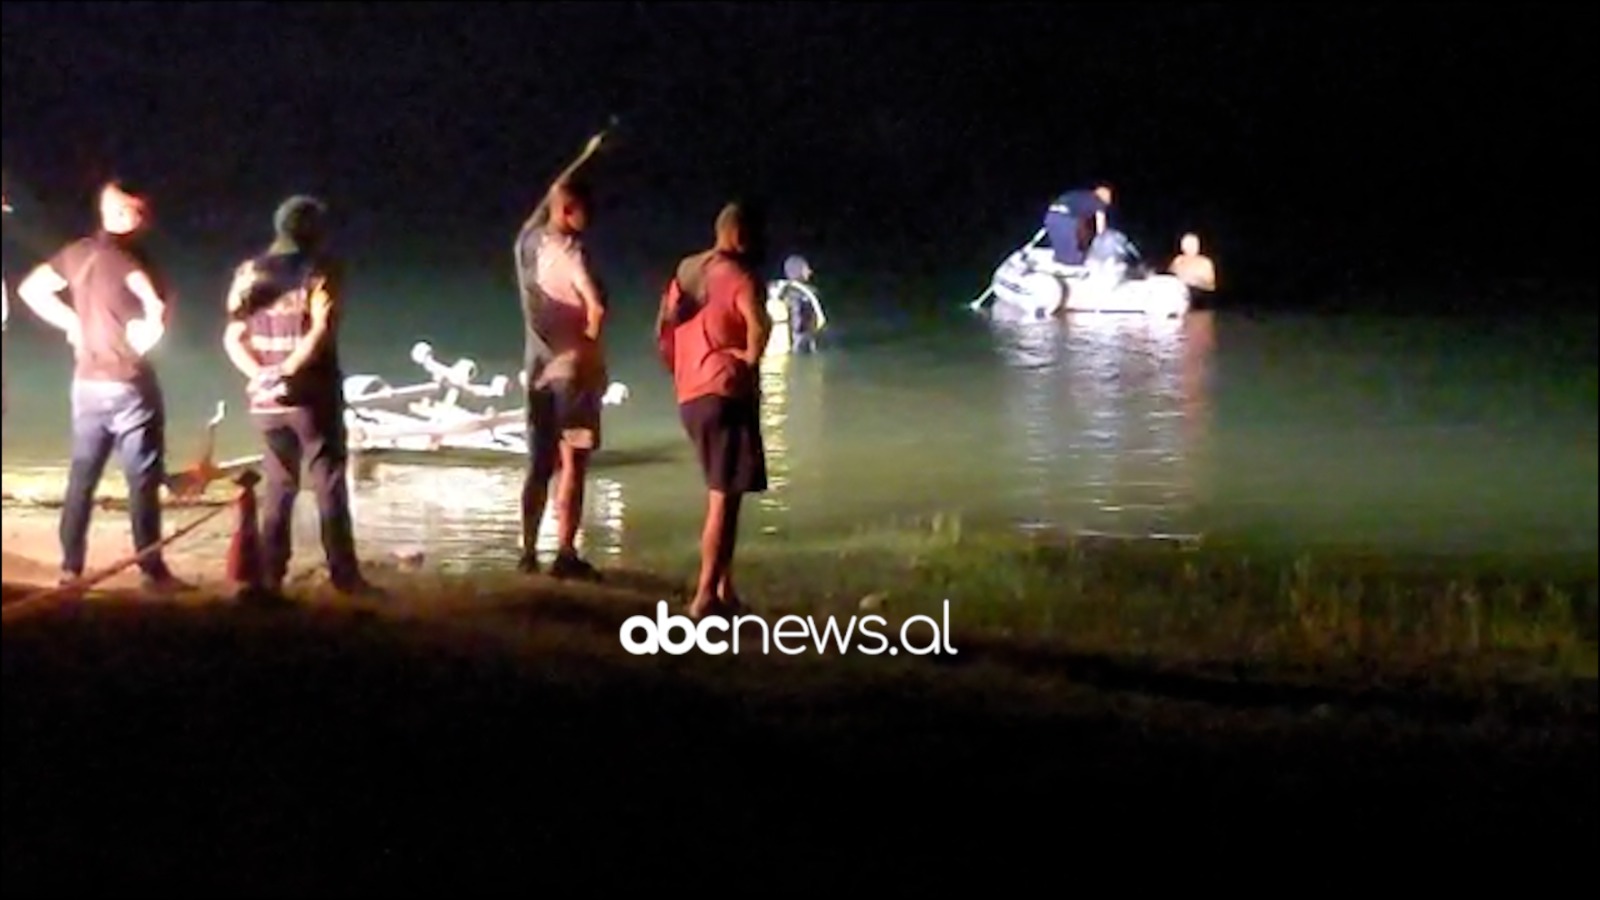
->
xmin=3 ymin=262 xmax=1594 ymax=572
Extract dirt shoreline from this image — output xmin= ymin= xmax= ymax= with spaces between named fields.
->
xmin=1 ymin=496 xmax=417 ymax=597
xmin=5 ymin=505 xmax=1597 ymax=891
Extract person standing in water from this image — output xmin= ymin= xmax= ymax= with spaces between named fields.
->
xmin=769 ymin=254 xmax=826 ymax=354
xmin=1168 ymin=232 xmax=1217 ymax=293
xmin=658 ymin=202 xmax=772 ymax=618
xmin=15 ymin=178 xmax=188 ymax=592
xmin=221 ymin=195 xmax=373 ymax=597
xmin=513 ymin=173 xmax=608 ymax=580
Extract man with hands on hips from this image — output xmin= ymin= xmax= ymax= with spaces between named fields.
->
xmin=15 ymin=177 xmax=188 ymax=592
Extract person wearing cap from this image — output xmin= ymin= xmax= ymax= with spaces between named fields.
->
xmin=15 ymin=178 xmax=188 ymax=592
xmin=221 ymin=194 xmax=373 ymax=597
xmin=657 ymin=201 xmax=773 ymax=618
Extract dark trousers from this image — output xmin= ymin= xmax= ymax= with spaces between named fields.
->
xmin=60 ymin=376 xmax=170 ymax=577
xmin=253 ymin=401 xmax=360 ymax=586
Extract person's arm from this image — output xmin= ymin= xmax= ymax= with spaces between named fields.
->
xmin=732 ymin=270 xmax=772 ymax=366
xmin=222 ymin=262 xmax=263 ymax=378
xmin=16 ymin=259 xmax=81 ymax=343
xmin=657 ymin=277 xmax=682 ymax=335
xmin=123 ymin=269 xmax=169 ymax=355
xmin=124 ymin=270 xmax=168 ymax=323
xmin=570 ymin=248 xmax=606 ymax=342
xmin=517 ymin=130 xmax=602 ymax=240
xmin=807 ymin=285 xmax=827 ymax=330
xmin=277 ymin=269 xmax=339 ymax=377
xmin=222 ymin=320 xmax=260 ymax=379
xmin=1199 ymin=258 xmax=1216 ymax=292
xmin=513 ymin=193 xmax=551 ymax=310
xmin=512 ymin=172 xmax=573 ymax=285
xmin=519 ymin=194 xmax=554 ymax=240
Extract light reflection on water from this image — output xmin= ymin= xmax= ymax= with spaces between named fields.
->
xmin=753 ymin=351 xmax=828 ymax=533
xmin=987 ymin=311 xmax=1213 ymax=539
xmin=343 ymin=461 xmax=628 ymax=571
xmin=757 ymin=354 xmax=791 ymax=527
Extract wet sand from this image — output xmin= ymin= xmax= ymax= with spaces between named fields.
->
xmin=3 ymin=507 xmax=1596 ymax=892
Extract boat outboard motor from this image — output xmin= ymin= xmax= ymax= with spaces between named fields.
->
xmin=1085 ymin=228 xmax=1139 ymax=282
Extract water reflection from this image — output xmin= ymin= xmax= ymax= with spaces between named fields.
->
xmin=987 ymin=311 xmax=1213 ymax=539
xmin=756 ymin=351 xmax=827 ymax=535
xmin=338 ymin=460 xmax=628 ymax=570
xmin=758 ymin=354 xmax=793 ymax=525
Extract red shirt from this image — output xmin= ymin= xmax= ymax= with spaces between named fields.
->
xmin=664 ymin=250 xmax=759 ymax=404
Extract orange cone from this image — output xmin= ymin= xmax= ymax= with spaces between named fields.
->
xmin=227 ymin=469 xmax=263 ymax=589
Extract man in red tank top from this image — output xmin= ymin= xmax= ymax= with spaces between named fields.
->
xmin=658 ymin=203 xmax=773 ymax=618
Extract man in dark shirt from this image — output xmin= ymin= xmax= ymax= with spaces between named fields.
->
xmin=222 ymin=195 xmax=372 ymax=597
xmin=15 ymin=179 xmax=187 ymax=591
xmin=1046 ymin=184 xmax=1115 ymax=265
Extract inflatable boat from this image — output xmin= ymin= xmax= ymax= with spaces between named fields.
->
xmin=981 ymin=229 xmax=1190 ymax=320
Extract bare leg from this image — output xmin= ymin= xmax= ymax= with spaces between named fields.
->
xmin=520 ymin=388 xmax=558 ymax=572
xmin=519 ymin=471 xmax=549 ymax=570
xmin=716 ymin=497 xmax=743 ymax=608
xmin=546 ymin=441 xmax=599 ymax=579
xmin=690 ymin=489 xmax=743 ymax=615
xmin=555 ymin=442 xmax=588 ymax=555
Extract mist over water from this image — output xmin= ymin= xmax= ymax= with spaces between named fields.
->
xmin=2 ymin=238 xmax=1596 ymax=570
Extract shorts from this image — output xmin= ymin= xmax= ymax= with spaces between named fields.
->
xmin=679 ymin=393 xmax=767 ymax=495
xmin=527 ymin=378 xmax=602 ymax=477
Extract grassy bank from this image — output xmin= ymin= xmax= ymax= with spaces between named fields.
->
xmin=624 ymin=518 xmax=1599 ymax=691
xmin=6 ymin=522 xmax=1597 ymax=894
xmin=7 ymin=500 xmax=1595 ymax=692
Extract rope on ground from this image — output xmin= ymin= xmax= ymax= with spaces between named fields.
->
xmin=2 ymin=491 xmax=240 ymax=624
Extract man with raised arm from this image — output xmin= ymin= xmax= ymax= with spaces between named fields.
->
xmin=513 ymin=154 xmax=609 ymax=580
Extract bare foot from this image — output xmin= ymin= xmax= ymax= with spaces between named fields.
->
xmin=686 ymin=595 xmax=721 ymax=620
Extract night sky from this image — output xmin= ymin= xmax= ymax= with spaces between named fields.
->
xmin=1 ymin=2 xmax=1593 ymax=307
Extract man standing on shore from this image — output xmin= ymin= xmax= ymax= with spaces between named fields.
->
xmin=657 ymin=202 xmax=772 ymax=617
xmin=513 ymin=171 xmax=608 ymax=580
xmin=15 ymin=178 xmax=187 ymax=591
xmin=221 ymin=195 xmax=372 ymax=597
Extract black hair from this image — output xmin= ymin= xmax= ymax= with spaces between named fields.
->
xmin=274 ymin=194 xmax=329 ymax=248
xmin=101 ymin=176 xmax=149 ymax=202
